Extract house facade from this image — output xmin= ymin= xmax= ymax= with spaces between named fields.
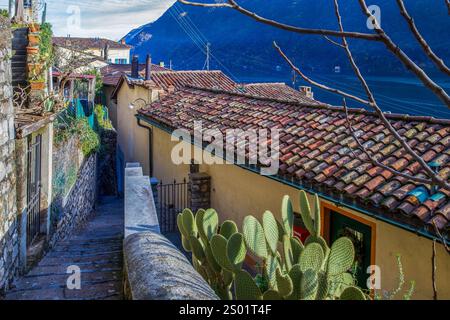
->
xmin=53 ymin=37 xmax=131 ymax=65
xmin=132 ymin=86 xmax=450 ymax=300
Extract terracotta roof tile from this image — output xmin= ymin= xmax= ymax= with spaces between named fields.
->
xmin=138 ymin=86 xmax=450 ymax=235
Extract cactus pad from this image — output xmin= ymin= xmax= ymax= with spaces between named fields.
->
xmin=316 ymin=271 xmax=329 ymax=300
xmin=281 ymin=196 xmax=294 ymax=237
xmin=299 ymin=191 xmax=315 ymax=235
xmin=283 ymin=235 xmax=294 ymax=270
xmin=276 ymin=268 xmax=293 ymax=297
xmin=195 ymin=209 xmax=208 ymax=243
xmin=205 ymin=243 xmax=222 ymax=273
xmin=181 ymin=235 xmax=192 ymax=252
xmin=234 ymin=270 xmax=263 ymax=300
xmin=263 ymin=211 xmax=279 ymax=255
xmin=182 ymin=208 xmax=197 ymax=237
xmin=227 ymin=233 xmax=247 ymax=272
xmin=291 ymin=237 xmax=304 ymax=264
xmin=300 ymin=269 xmax=319 ymax=300
xmin=313 ymin=194 xmax=321 ymax=236
xmin=287 ymin=264 xmax=302 ymax=300
xmin=211 ymin=234 xmax=233 ymax=271
xmin=243 ymin=216 xmax=268 ymax=259
xmin=339 ymin=286 xmax=367 ymax=300
xmin=299 ymin=243 xmax=325 ymax=273
xmin=203 ymin=209 xmax=219 ymax=241
xmin=265 ymin=254 xmax=280 ymax=290
xmin=263 ymin=290 xmax=282 ymax=300
xmin=220 ymin=220 xmax=238 ymax=239
xmin=189 ymin=235 xmax=206 ymax=262
xmin=327 ymin=237 xmax=355 ymax=276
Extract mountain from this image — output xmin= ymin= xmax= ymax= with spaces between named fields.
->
xmin=123 ymin=0 xmax=450 ymax=82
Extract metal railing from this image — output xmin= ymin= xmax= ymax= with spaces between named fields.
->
xmin=26 ymin=134 xmax=42 ymax=247
xmin=157 ymin=179 xmax=189 ymax=234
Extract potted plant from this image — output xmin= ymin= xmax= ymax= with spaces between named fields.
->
xmin=29 ymin=23 xmax=41 ymax=33
xmin=30 ymin=81 xmax=46 ymax=91
xmin=27 ymin=63 xmax=44 ymax=75
xmin=28 ymin=33 xmax=41 ymax=46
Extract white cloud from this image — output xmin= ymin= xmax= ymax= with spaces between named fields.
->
xmin=0 ymin=0 xmax=176 ymax=40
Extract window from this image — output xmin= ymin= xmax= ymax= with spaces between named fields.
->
xmin=115 ymin=58 xmax=128 ymax=64
xmin=322 ymin=203 xmax=376 ymax=289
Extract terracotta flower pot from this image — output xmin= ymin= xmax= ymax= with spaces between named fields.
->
xmin=30 ymin=81 xmax=46 ymax=91
xmin=28 ymin=34 xmax=41 ymax=46
xmin=29 ymin=23 xmax=41 ymax=33
xmin=26 ymin=46 xmax=39 ymax=55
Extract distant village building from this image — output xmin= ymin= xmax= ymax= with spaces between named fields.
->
xmin=52 ymin=37 xmax=132 ymax=65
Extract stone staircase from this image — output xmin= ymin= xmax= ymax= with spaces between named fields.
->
xmin=11 ymin=27 xmax=28 ymax=88
xmin=4 ymin=197 xmax=124 ymax=300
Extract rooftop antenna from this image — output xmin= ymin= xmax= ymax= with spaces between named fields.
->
xmin=205 ymin=42 xmax=211 ymax=71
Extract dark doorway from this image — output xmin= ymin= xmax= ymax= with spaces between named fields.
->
xmin=329 ymin=210 xmax=374 ymax=289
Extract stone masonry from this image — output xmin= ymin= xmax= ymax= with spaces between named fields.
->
xmin=49 ymin=154 xmax=98 ymax=248
xmin=189 ymin=172 xmax=211 ymax=212
xmin=0 ymin=16 xmax=19 ymax=294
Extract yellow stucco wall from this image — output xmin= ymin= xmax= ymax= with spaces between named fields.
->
xmin=147 ymin=125 xmax=450 ymax=300
xmin=116 ymin=84 xmax=154 ymax=176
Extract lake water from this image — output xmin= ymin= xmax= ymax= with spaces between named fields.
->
xmin=238 ymin=74 xmax=450 ymax=119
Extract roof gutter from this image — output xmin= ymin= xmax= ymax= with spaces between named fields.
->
xmin=135 ymin=114 xmax=450 ymax=246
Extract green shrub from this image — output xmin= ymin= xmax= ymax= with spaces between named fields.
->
xmin=76 ymin=118 xmax=100 ymax=156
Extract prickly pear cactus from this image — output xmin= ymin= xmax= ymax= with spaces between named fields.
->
xmin=177 ymin=190 xmax=366 ymax=301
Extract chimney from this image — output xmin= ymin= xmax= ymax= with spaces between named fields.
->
xmin=131 ymin=55 xmax=139 ymax=78
xmin=120 ymin=39 xmax=126 ymax=45
xmin=145 ymin=54 xmax=152 ymax=81
xmin=300 ymin=86 xmax=314 ymax=100
xmin=159 ymin=61 xmax=165 ymax=68
xmin=104 ymin=43 xmax=110 ymax=62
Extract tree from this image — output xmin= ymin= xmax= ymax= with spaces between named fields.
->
xmin=178 ymin=0 xmax=450 ymax=197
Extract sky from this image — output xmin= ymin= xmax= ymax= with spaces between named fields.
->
xmin=0 ymin=0 xmax=176 ymax=40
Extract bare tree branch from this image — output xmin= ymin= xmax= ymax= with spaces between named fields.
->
xmin=334 ymin=0 xmax=450 ymax=191
xmin=433 ymin=221 xmax=450 ymax=253
xmin=342 ymin=98 xmax=434 ymax=185
xmin=180 ymin=0 xmax=450 ymax=107
xmin=396 ymin=0 xmax=450 ymax=76
xmin=323 ymin=36 xmax=345 ymax=48
xmin=358 ymin=0 xmax=450 ymax=107
xmin=177 ymin=0 xmax=382 ymax=41
xmin=273 ymin=42 xmax=370 ymax=105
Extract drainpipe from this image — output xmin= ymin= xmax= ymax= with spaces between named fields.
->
xmin=137 ymin=118 xmax=153 ymax=177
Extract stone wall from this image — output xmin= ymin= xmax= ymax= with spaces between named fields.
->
xmin=123 ymin=163 xmax=217 ymax=300
xmin=97 ymin=127 xmax=117 ymax=196
xmin=189 ymin=173 xmax=211 ymax=213
xmin=0 ymin=17 xmax=18 ymax=293
xmin=49 ymin=147 xmax=97 ymax=247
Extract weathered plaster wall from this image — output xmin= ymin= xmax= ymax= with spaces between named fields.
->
xmin=149 ymin=125 xmax=450 ymax=300
xmin=116 ymin=84 xmax=161 ymax=177
xmin=0 ymin=17 xmax=18 ymax=293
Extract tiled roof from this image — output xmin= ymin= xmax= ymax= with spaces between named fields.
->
xmin=149 ymin=70 xmax=237 ymax=91
xmin=53 ymin=37 xmax=131 ymax=50
xmin=138 ymin=86 xmax=450 ymax=236
xmin=112 ymin=70 xmax=237 ymax=98
xmin=240 ymin=83 xmax=317 ymax=104
xmin=101 ymin=64 xmax=170 ymax=86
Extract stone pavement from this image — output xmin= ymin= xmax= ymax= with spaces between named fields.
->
xmin=5 ymin=196 xmax=124 ymax=300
